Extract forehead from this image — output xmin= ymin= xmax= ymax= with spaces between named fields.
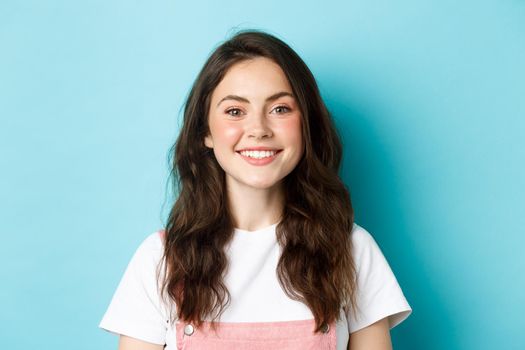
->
xmin=210 ymin=57 xmax=293 ymax=102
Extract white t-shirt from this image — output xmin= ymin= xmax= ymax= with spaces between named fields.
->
xmin=99 ymin=223 xmax=412 ymax=349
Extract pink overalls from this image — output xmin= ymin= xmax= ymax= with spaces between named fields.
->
xmin=175 ymin=319 xmax=336 ymax=349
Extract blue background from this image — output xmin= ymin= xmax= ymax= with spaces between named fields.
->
xmin=1 ymin=1 xmax=523 ymax=349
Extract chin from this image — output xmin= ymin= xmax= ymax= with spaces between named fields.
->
xmin=243 ymin=178 xmax=281 ymax=190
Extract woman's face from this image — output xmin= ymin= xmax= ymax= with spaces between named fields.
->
xmin=205 ymin=57 xmax=303 ymax=192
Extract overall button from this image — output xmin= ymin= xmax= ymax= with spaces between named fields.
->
xmin=320 ymin=322 xmax=330 ymax=334
xmin=184 ymin=324 xmax=194 ymax=336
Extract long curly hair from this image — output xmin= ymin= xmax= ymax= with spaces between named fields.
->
xmin=161 ymin=29 xmax=357 ymax=332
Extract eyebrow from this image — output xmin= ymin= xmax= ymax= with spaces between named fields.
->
xmin=216 ymin=91 xmax=294 ymax=107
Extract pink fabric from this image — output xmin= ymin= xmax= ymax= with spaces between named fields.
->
xmin=175 ymin=319 xmax=336 ymax=350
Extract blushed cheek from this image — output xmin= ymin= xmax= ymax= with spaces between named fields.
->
xmin=212 ymin=122 xmax=244 ymax=147
xmin=278 ymin=116 xmax=303 ymax=152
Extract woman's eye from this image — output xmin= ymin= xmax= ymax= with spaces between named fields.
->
xmin=273 ymin=106 xmax=290 ymax=114
xmin=226 ymin=108 xmax=243 ymax=117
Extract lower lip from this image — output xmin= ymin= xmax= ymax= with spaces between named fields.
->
xmin=237 ymin=151 xmax=282 ymax=166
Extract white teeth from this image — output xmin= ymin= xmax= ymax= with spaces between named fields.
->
xmin=240 ymin=150 xmax=277 ymax=159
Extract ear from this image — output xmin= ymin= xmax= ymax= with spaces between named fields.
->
xmin=204 ymin=134 xmax=214 ymax=148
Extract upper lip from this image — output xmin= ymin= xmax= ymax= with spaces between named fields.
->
xmin=236 ymin=147 xmax=282 ymax=152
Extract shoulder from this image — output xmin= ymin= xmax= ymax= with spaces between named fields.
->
xmin=350 ymin=223 xmax=378 ymax=252
xmin=350 ymin=222 xmax=371 ymax=242
xmin=99 ymin=229 xmax=170 ymax=343
xmin=349 ymin=222 xmax=394 ymax=276
xmin=138 ymin=229 xmax=165 ymax=251
xmin=346 ymin=223 xmax=413 ymax=332
xmin=135 ymin=229 xmax=165 ymax=253
xmin=127 ymin=229 xmax=166 ymax=268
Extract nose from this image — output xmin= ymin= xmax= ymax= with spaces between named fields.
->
xmin=247 ymin=113 xmax=273 ymax=139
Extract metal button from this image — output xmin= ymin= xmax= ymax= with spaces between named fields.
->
xmin=320 ymin=322 xmax=330 ymax=333
xmin=184 ymin=324 xmax=194 ymax=336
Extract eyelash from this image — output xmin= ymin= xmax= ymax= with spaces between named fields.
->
xmin=273 ymin=106 xmax=290 ymax=114
xmin=226 ymin=105 xmax=291 ymax=117
xmin=226 ymin=108 xmax=243 ymax=117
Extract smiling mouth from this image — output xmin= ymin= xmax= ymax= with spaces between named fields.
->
xmin=236 ymin=149 xmax=283 ymax=159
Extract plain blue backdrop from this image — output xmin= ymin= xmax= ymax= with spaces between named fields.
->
xmin=1 ymin=1 xmax=523 ymax=349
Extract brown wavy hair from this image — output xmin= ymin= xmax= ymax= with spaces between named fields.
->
xmin=161 ymin=29 xmax=357 ymax=332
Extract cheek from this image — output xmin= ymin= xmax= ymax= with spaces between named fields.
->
xmin=210 ymin=122 xmax=243 ymax=148
xmin=277 ymin=116 xmax=303 ymax=150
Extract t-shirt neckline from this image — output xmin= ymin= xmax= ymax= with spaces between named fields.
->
xmin=233 ymin=222 xmax=279 ymax=234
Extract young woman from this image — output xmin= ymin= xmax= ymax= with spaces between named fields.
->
xmin=100 ymin=30 xmax=412 ymax=350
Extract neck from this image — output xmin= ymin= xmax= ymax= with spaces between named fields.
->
xmin=226 ymin=179 xmax=284 ymax=232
